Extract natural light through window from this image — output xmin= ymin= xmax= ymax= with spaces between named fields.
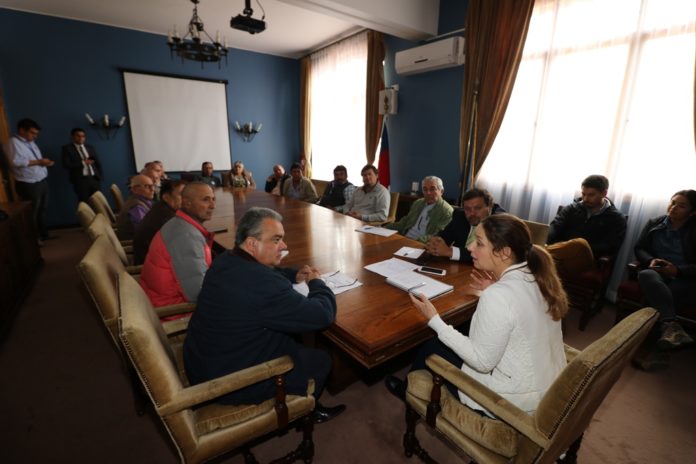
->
xmin=309 ymin=32 xmax=368 ymax=181
xmin=478 ymin=0 xmax=696 ymax=218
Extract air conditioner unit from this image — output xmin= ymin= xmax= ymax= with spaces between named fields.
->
xmin=395 ymin=36 xmax=465 ymax=76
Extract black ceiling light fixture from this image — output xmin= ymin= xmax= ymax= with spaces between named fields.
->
xmin=167 ymin=0 xmax=228 ymax=67
xmin=230 ymin=0 xmax=266 ymax=35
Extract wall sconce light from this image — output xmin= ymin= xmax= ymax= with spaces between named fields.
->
xmin=234 ymin=120 xmax=262 ymax=142
xmin=85 ymin=113 xmax=127 ymax=140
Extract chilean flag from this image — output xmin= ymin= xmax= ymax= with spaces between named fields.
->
xmin=377 ymin=124 xmax=390 ymax=188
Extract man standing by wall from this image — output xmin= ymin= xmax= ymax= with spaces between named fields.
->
xmin=6 ymin=118 xmax=55 ymax=242
xmin=61 ymin=127 xmax=101 ymax=203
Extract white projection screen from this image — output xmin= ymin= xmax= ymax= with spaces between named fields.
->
xmin=123 ymin=71 xmax=231 ymax=172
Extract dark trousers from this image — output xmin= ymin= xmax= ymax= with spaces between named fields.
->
xmin=15 ymin=179 xmax=49 ymax=239
xmin=638 ymin=269 xmax=696 ymax=322
xmin=410 ymin=337 xmax=463 ymax=398
xmin=71 ymin=176 xmax=101 ymax=203
xmin=220 ymin=347 xmax=331 ymax=405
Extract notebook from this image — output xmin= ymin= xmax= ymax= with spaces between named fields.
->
xmin=385 ymin=269 xmax=453 ymax=300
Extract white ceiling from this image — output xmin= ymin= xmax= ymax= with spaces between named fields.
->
xmin=0 ymin=0 xmax=440 ymax=58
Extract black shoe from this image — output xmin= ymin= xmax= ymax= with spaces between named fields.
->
xmin=385 ymin=375 xmax=406 ymax=401
xmin=312 ymin=402 xmax=346 ymax=424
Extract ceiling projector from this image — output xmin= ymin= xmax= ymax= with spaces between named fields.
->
xmin=230 ymin=14 xmax=266 ymax=34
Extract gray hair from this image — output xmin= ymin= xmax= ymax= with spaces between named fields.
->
xmin=235 ymin=207 xmax=283 ymax=247
xmin=422 ymin=176 xmax=444 ymax=191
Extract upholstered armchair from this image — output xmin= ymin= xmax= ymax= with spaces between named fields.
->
xmin=76 ymin=201 xmax=96 ymax=230
xmin=79 ymin=235 xmax=194 ymax=414
xmin=401 ymin=308 xmax=657 ymax=464
xmin=522 ymin=220 xmax=550 ymax=247
xmin=86 ymin=214 xmax=139 ymax=273
xmin=368 ymin=191 xmax=400 ymax=226
xmin=88 ymin=190 xmax=118 ymax=227
xmin=616 ymin=262 xmax=696 ymax=328
xmin=560 ymin=253 xmax=616 ymax=331
xmin=117 ymin=271 xmax=316 ymax=464
xmin=110 ymin=183 xmax=125 ymax=213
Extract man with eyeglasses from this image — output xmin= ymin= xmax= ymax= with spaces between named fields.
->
xmin=386 ymin=176 xmax=453 ymax=243
xmin=426 ymin=187 xmax=505 ymax=263
xmin=115 ymin=174 xmax=154 ymax=240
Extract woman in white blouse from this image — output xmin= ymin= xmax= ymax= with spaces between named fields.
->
xmin=386 ymin=214 xmax=568 ymax=415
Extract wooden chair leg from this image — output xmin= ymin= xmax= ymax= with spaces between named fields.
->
xmin=557 ymin=433 xmax=583 ymax=463
xmin=403 ymin=404 xmax=438 ymax=463
xmin=269 ymin=414 xmax=314 ymax=464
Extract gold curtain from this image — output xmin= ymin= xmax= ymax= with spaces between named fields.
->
xmin=299 ymin=56 xmax=313 ymax=178
xmin=0 ymin=86 xmax=13 ymax=202
xmin=365 ymin=30 xmax=385 ymax=165
xmin=459 ymin=0 xmax=535 ymax=201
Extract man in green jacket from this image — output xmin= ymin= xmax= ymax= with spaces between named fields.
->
xmin=387 ymin=176 xmax=453 ymax=243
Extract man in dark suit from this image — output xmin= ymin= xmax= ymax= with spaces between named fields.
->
xmin=425 ymin=188 xmax=505 ymax=263
xmin=61 ymin=127 xmax=102 ymax=202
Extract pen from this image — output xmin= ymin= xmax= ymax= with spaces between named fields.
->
xmin=407 ymin=283 xmax=426 ymax=293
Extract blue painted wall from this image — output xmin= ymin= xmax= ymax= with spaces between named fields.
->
xmin=383 ymin=0 xmax=467 ymax=199
xmin=0 ymin=8 xmax=299 ymax=226
xmin=1 ymin=1 xmax=467 ymax=226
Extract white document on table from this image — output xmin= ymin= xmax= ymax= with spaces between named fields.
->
xmin=292 ymin=271 xmax=362 ymax=296
xmin=355 ymin=225 xmax=398 ymax=237
xmin=386 ymin=270 xmax=453 ymax=300
xmin=364 ymin=257 xmax=420 ymax=278
xmin=394 ymin=246 xmax=424 ymax=259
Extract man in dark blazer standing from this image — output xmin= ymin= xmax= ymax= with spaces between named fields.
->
xmin=61 ymin=127 xmax=102 ymax=202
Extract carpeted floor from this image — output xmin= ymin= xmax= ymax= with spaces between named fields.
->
xmin=1 ymin=228 xmax=694 ymax=463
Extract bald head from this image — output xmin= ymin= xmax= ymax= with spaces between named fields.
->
xmin=181 ymin=182 xmax=216 ymax=223
xmin=130 ymin=174 xmax=155 ymax=200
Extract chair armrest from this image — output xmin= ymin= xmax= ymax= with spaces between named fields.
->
xmin=120 ymin=239 xmax=133 ymax=247
xmin=125 ymin=265 xmax=143 ymax=275
xmin=157 ymin=356 xmax=294 ymax=415
xmin=155 ymin=302 xmax=195 ymax=319
xmin=425 ymin=355 xmax=551 ymax=449
xmin=162 ymin=316 xmax=191 ymax=337
xmin=123 ymin=245 xmax=134 ymax=253
xmin=564 ymin=344 xmax=580 ymax=364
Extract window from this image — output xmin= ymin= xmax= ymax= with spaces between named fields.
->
xmin=309 ymin=32 xmax=368 ymax=181
xmin=477 ymin=0 xmax=695 ymax=297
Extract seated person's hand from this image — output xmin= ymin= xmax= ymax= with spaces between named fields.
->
xmin=425 ymin=236 xmax=453 ymax=258
xmin=346 ymin=211 xmax=361 ymax=219
xmin=649 ymin=258 xmax=677 ymax=278
xmin=409 ymin=292 xmax=438 ymax=320
xmin=469 ymin=269 xmax=496 ymax=293
xmin=296 ymin=265 xmax=321 ymax=283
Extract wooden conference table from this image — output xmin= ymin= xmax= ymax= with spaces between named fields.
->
xmin=207 ymin=188 xmax=479 ymax=369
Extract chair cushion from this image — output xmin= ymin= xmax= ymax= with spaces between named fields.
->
xmin=194 ymin=394 xmax=314 ymax=436
xmin=406 ymin=369 xmax=519 ymax=458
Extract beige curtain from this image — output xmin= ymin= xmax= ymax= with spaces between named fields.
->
xmin=299 ymin=56 xmax=312 ymax=178
xmin=459 ymin=0 xmax=534 ymax=200
xmin=0 ymin=86 xmax=13 ymax=202
xmin=365 ymin=30 xmax=385 ymax=165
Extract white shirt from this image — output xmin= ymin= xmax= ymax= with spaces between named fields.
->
xmin=428 ymin=262 xmax=566 ymax=415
